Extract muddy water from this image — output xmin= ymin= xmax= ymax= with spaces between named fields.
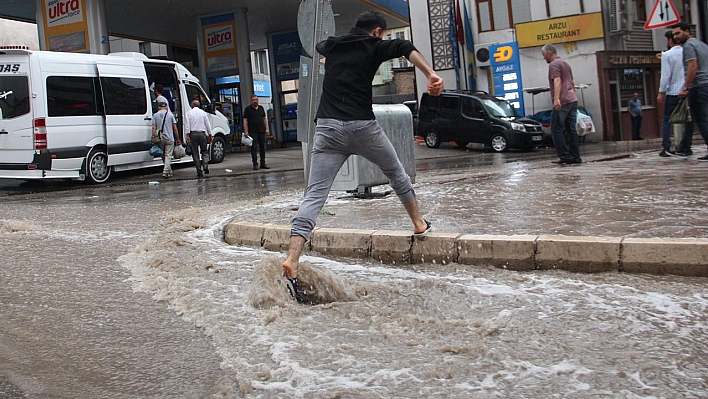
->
xmin=1 ymin=157 xmax=707 ymax=397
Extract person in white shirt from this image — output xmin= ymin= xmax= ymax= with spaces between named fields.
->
xmin=185 ymin=100 xmax=212 ymax=178
xmin=657 ymin=30 xmax=694 ymax=157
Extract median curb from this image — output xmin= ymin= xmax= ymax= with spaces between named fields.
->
xmin=223 ymin=221 xmax=708 ymax=277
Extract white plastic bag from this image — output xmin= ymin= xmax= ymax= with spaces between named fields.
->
xmin=173 ymin=145 xmax=186 ymax=159
xmin=576 ymin=111 xmax=595 ymax=136
xmin=241 ymin=134 xmax=253 ymax=146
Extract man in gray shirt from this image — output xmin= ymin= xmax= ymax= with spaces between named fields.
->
xmin=672 ymin=22 xmax=708 ymax=160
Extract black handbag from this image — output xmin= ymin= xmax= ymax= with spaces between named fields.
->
xmin=669 ymin=98 xmax=692 ymax=124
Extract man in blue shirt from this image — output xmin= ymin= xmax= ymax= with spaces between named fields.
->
xmin=627 ymin=93 xmax=643 ymax=140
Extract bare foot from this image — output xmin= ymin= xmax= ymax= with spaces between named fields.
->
xmin=282 ymin=258 xmax=299 ymax=279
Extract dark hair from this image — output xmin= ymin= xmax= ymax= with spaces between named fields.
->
xmin=665 ymin=30 xmax=674 ymax=39
xmin=155 ymin=83 xmax=164 ymax=93
xmin=670 ymin=22 xmax=691 ymax=32
xmin=355 ymin=11 xmax=386 ymax=32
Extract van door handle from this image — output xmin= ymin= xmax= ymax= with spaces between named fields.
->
xmin=0 ymin=130 xmax=7 ymax=134
xmin=144 ymin=117 xmax=152 ymax=121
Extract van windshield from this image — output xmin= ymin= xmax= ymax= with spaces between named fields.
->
xmin=482 ymin=97 xmax=519 ymax=118
xmin=0 ymin=76 xmax=30 ymax=119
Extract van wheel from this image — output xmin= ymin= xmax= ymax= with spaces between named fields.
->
xmin=86 ymin=148 xmax=111 ymax=184
xmin=489 ymin=134 xmax=508 ymax=152
xmin=210 ymin=136 xmax=225 ymax=163
xmin=424 ymin=131 xmax=441 ymax=148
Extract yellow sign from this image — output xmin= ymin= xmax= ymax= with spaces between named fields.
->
xmin=515 ymin=12 xmax=604 ymax=48
xmin=200 ymin=13 xmax=239 ymax=78
xmin=493 ymin=46 xmax=513 ymax=63
xmin=41 ymin=0 xmax=89 ymax=53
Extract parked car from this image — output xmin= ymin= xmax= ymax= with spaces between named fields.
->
xmin=417 ymin=90 xmax=544 ymax=152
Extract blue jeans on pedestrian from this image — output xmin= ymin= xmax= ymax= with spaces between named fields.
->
xmin=631 ymin=115 xmax=643 ymax=139
xmin=687 ymin=84 xmax=708 ymax=149
xmin=551 ymin=101 xmax=581 ymax=162
xmin=291 ymin=119 xmax=416 ymax=241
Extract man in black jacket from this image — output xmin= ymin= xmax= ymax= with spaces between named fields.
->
xmin=281 ymin=10 xmax=444 ymax=285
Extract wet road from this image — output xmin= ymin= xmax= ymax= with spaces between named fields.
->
xmin=1 ymin=142 xmax=707 ymax=397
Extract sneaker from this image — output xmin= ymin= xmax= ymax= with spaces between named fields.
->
xmin=203 ymin=166 xmax=209 ymax=175
xmin=676 ymin=150 xmax=693 ymax=156
xmin=697 ymin=155 xmax=708 ymax=162
xmin=667 ymin=151 xmax=687 ymax=159
xmin=659 ymin=150 xmax=670 ymax=157
xmin=253 ymin=164 xmax=258 ymax=170
xmin=260 ymin=164 xmax=270 ymax=169
xmin=197 ymin=170 xmax=204 ymax=178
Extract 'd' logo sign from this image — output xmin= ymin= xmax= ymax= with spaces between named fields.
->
xmin=205 ymin=25 xmax=234 ymax=51
xmin=493 ymin=46 xmax=513 ymax=63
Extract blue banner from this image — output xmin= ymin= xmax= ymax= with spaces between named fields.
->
xmin=489 ymin=42 xmax=525 ymax=116
xmin=272 ymin=31 xmax=302 ymax=82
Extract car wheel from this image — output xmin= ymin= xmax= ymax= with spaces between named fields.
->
xmin=425 ymin=131 xmax=441 ymax=148
xmin=489 ymin=134 xmax=508 ymax=152
xmin=210 ymin=136 xmax=226 ymax=163
xmin=85 ymin=147 xmax=111 ymax=184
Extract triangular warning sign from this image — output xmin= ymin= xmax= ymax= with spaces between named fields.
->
xmin=644 ymin=0 xmax=680 ymax=30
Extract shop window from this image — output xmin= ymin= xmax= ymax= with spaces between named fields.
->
xmin=476 ymin=0 xmax=531 ymax=32
xmin=619 ymin=68 xmax=655 ymax=108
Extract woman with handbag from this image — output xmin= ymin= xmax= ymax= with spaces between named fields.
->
xmin=151 ymin=101 xmax=181 ymax=179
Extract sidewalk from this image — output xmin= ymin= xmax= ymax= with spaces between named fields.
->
xmin=222 ymin=137 xmax=708 ymax=277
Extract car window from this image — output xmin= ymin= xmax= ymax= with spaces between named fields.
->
xmin=0 ymin=76 xmax=30 ymax=119
xmin=439 ymin=96 xmax=458 ymax=111
xmin=482 ymin=97 xmax=518 ymax=118
xmin=461 ymin=97 xmax=484 ymax=119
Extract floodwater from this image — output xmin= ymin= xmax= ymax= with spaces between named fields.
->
xmin=1 ymin=156 xmax=707 ymax=398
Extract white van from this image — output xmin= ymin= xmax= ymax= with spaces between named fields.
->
xmin=0 ymin=47 xmax=231 ymax=183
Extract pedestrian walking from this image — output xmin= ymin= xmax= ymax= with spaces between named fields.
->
xmin=541 ymin=44 xmax=582 ymax=165
xmin=185 ymin=100 xmax=212 ymax=178
xmin=242 ymin=95 xmax=270 ymax=170
xmin=280 ymin=10 xmax=444 ymax=287
xmin=152 ymin=101 xmax=180 ymax=179
xmin=672 ymin=22 xmax=708 ymax=161
xmin=657 ymin=30 xmax=694 ymax=157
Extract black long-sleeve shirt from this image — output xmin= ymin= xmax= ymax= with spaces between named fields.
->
xmin=315 ymin=27 xmax=417 ymax=121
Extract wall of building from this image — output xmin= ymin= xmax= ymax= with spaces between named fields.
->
xmin=0 ymin=19 xmax=39 ymax=49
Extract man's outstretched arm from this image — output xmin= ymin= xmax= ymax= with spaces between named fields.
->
xmin=408 ymin=50 xmax=444 ymax=96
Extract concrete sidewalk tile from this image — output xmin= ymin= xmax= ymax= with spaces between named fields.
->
xmin=263 ymin=224 xmax=292 ymax=252
xmin=224 ymin=221 xmax=267 ymax=246
xmin=536 ymin=235 xmax=621 ymax=273
xmin=311 ymin=228 xmax=375 ymax=259
xmin=621 ymin=238 xmax=708 ymax=277
xmin=411 ymin=233 xmax=461 ymax=265
xmin=457 ymin=234 xmax=537 ymax=271
xmin=371 ymin=230 xmax=413 ymax=265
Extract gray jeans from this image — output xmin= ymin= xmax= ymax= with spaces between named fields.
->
xmin=291 ymin=118 xmax=416 ymax=241
xmin=188 ymin=131 xmax=209 ymax=169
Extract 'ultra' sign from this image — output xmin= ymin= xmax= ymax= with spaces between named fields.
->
xmin=205 ymin=25 xmax=234 ymax=52
xmin=46 ymin=0 xmax=83 ymax=27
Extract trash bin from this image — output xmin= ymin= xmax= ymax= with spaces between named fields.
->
xmin=331 ymin=104 xmax=416 ymax=192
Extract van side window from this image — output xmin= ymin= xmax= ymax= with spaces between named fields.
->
xmin=47 ymin=76 xmax=100 ymax=117
xmin=101 ymin=77 xmax=147 ymax=115
xmin=461 ymin=97 xmax=483 ymax=119
xmin=0 ymin=76 xmax=30 ymax=119
xmin=185 ymin=83 xmax=212 ymax=113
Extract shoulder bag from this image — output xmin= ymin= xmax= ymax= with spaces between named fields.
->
xmin=151 ymin=111 xmax=167 ymax=144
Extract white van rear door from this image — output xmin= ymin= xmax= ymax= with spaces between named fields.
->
xmin=0 ymin=57 xmax=34 ymax=163
xmin=96 ymin=61 xmax=152 ymax=166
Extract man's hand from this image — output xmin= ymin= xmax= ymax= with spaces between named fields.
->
xmin=553 ymin=98 xmax=561 ymax=111
xmin=427 ymin=73 xmax=444 ymax=96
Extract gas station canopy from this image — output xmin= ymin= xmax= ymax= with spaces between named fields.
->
xmin=0 ymin=0 xmax=410 ymax=51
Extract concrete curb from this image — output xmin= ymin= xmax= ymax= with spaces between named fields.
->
xmin=223 ymin=220 xmax=708 ymax=277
